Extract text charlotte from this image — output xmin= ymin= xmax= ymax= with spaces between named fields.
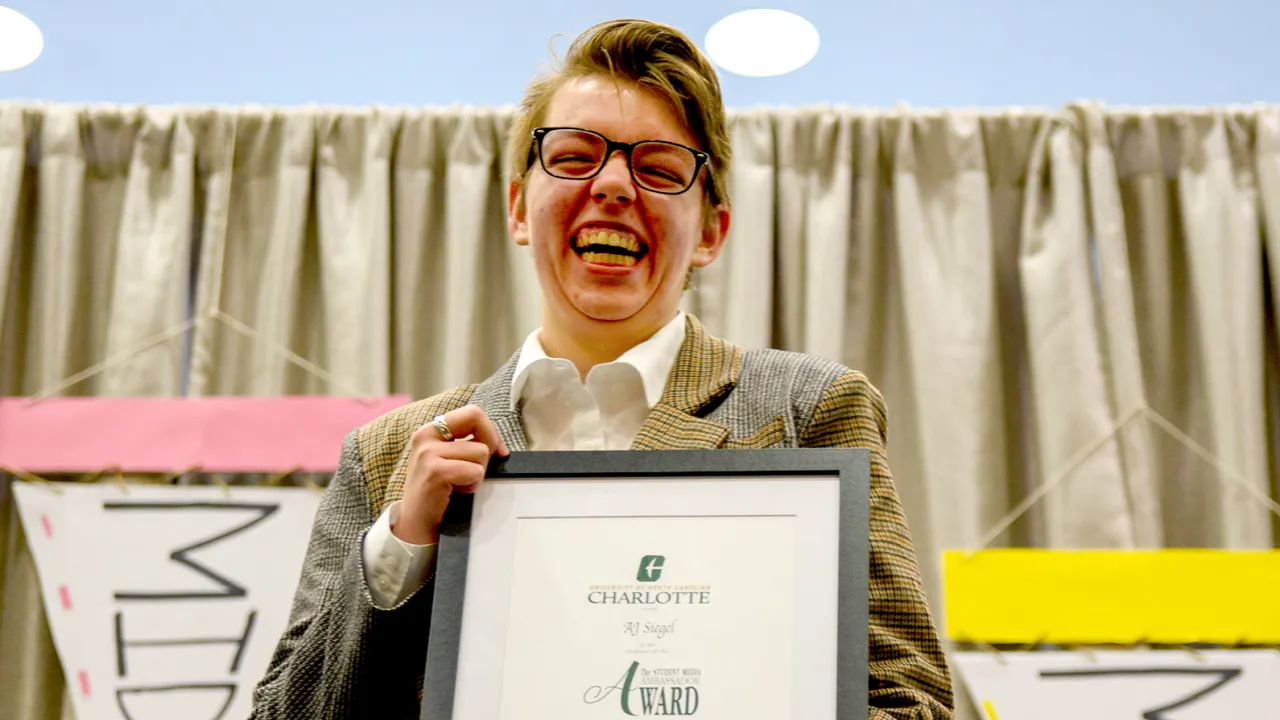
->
xmin=587 ymin=590 xmax=711 ymax=605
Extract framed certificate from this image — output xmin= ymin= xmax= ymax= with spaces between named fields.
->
xmin=421 ymin=449 xmax=870 ymax=720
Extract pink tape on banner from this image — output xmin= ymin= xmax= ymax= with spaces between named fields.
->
xmin=0 ymin=396 xmax=412 ymax=474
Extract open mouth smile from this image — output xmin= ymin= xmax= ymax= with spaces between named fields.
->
xmin=572 ymin=227 xmax=648 ymax=267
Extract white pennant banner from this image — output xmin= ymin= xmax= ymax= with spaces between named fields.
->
xmin=14 ymin=482 xmax=322 ymax=720
xmin=954 ymin=650 xmax=1280 ymax=720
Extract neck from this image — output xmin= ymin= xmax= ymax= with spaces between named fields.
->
xmin=539 ymin=307 xmax=677 ymax=378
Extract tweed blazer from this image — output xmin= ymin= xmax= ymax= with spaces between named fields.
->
xmin=251 ymin=314 xmax=954 ymax=719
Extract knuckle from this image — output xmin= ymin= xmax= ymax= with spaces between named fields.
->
xmin=410 ymin=424 xmax=436 ymax=447
xmin=413 ymin=454 xmax=445 ymax=483
xmin=411 ymin=443 xmax=438 ymax=466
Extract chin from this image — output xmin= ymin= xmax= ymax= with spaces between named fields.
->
xmin=573 ymin=303 xmax=642 ymax=324
xmin=567 ymin=292 xmax=646 ymax=324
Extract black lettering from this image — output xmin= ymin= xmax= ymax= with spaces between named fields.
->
xmin=1040 ymin=667 xmax=1243 ymax=720
xmin=639 ymin=687 xmax=659 ymax=715
xmin=104 ymin=502 xmax=278 ymax=601
xmin=116 ymin=683 xmax=235 ymax=720
xmin=115 ymin=610 xmax=256 ymax=677
xmin=684 ymin=686 xmax=699 ymax=713
xmin=669 ymin=686 xmax=685 ymax=714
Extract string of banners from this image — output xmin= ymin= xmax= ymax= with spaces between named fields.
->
xmin=6 ymin=396 xmax=1279 ymax=719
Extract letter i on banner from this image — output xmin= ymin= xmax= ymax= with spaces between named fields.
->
xmin=14 ymin=483 xmax=321 ymax=720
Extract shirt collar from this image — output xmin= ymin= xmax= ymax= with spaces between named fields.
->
xmin=510 ymin=311 xmax=687 ymax=411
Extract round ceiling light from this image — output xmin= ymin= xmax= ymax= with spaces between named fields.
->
xmin=704 ymin=9 xmax=820 ymax=78
xmin=0 ymin=6 xmax=43 ymax=72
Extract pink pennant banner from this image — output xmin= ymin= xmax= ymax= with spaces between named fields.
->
xmin=0 ymin=396 xmax=412 ymax=474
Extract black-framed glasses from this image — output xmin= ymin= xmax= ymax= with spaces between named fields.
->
xmin=530 ymin=127 xmax=710 ymax=195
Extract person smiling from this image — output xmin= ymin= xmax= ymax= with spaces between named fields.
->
xmin=252 ymin=18 xmax=954 ymax=720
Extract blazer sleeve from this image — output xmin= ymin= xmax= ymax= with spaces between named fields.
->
xmin=250 ymin=429 xmax=434 ymax=719
xmin=801 ymin=369 xmax=956 ymax=720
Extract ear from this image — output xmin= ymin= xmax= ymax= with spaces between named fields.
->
xmin=691 ymin=204 xmax=730 ymax=268
xmin=508 ymin=179 xmax=530 ymax=246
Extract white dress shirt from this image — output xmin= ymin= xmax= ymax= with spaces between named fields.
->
xmin=362 ymin=312 xmax=687 ymax=609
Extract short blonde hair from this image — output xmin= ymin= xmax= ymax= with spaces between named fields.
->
xmin=507 ymin=19 xmax=731 ymax=212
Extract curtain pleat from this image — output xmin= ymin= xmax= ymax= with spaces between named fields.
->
xmin=1071 ymin=105 xmax=1162 ymax=548
xmin=1019 ymin=115 xmax=1138 ymax=548
xmin=188 ymin=111 xmax=323 ymax=396
xmin=98 ymin=108 xmax=195 ymax=396
xmin=0 ymin=102 xmax=1277 ymax=720
xmin=885 ymin=112 xmax=1014 ymax=569
xmin=1257 ymin=110 xmax=1280 ymax=549
xmin=1175 ymin=111 xmax=1271 ymax=547
xmin=1108 ymin=109 xmax=1275 ymax=548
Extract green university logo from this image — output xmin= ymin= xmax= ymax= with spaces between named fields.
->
xmin=636 ymin=555 xmax=665 ymax=582
xmin=586 ymin=555 xmax=711 ymax=605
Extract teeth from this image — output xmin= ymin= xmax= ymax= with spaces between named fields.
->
xmin=581 ymin=252 xmax=636 ymax=267
xmin=576 ymin=229 xmax=640 ymax=253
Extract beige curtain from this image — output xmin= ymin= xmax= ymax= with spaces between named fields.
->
xmin=1 ymin=101 xmax=1277 ymax=720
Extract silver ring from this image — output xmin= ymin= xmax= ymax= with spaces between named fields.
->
xmin=431 ymin=415 xmax=455 ymax=442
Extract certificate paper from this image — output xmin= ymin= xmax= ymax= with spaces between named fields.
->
xmin=499 ymin=515 xmax=795 ymax=718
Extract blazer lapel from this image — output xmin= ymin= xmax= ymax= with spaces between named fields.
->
xmin=467 ymin=352 xmax=530 ymax=452
xmin=631 ymin=315 xmax=740 ymax=450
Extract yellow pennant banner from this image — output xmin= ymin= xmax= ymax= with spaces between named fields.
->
xmin=942 ymin=549 xmax=1280 ymax=645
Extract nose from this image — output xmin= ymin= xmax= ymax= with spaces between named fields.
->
xmin=589 ymin=151 xmax=636 ymax=205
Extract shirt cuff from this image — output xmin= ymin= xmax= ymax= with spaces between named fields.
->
xmin=362 ymin=500 xmax=438 ymax=609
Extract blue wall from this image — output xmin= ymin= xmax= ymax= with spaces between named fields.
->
xmin=2 ymin=0 xmax=1276 ymax=109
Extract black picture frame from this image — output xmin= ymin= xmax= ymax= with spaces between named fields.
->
xmin=420 ymin=448 xmax=870 ymax=719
